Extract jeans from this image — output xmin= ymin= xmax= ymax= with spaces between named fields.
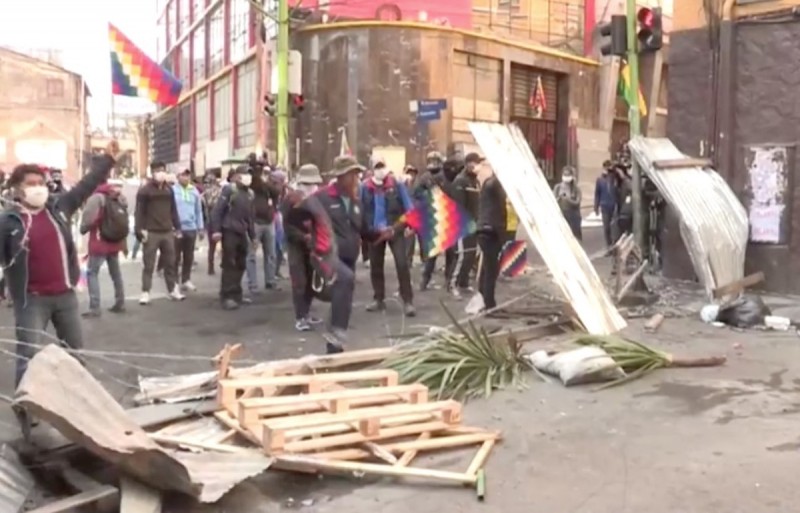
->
xmin=600 ymin=206 xmax=615 ymax=247
xmin=220 ymin=230 xmax=249 ymax=302
xmin=87 ymin=253 xmax=124 ymax=311
xmin=14 ymin=291 xmax=83 ymax=386
xmin=245 ymin=222 xmax=276 ymax=291
xmin=175 ymin=230 xmax=198 ymax=284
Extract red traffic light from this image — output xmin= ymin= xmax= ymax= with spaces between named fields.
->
xmin=291 ymin=94 xmax=305 ymax=112
xmin=637 ymin=7 xmax=654 ymax=27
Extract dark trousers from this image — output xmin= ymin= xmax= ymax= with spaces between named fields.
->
xmin=14 ymin=291 xmax=82 ymax=386
xmin=219 ymin=230 xmax=249 ymax=302
xmin=287 ymin=244 xmax=314 ymax=320
xmin=478 ymin=231 xmax=503 ymax=310
xmin=330 ymin=258 xmax=356 ymax=330
xmin=421 ymin=250 xmax=455 ymax=286
xmin=563 ymin=208 xmax=583 ymax=241
xmin=600 ymin=206 xmax=615 ymax=247
xmin=174 ymin=230 xmax=197 ymax=284
xmin=142 ymin=231 xmax=176 ymax=292
xmin=87 ymin=253 xmax=124 ymax=311
xmin=406 ymin=234 xmax=424 ymax=267
xmin=207 ymin=226 xmax=218 ymax=274
xmin=369 ymin=234 xmax=413 ymax=304
xmin=448 ymin=234 xmax=477 ymax=290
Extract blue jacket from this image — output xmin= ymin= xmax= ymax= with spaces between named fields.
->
xmin=360 ymin=175 xmax=413 ymax=232
xmin=594 ymin=174 xmax=618 ymax=211
xmin=172 ymin=183 xmax=204 ymax=231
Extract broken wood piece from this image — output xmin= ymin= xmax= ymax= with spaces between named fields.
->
xmin=644 ymin=313 xmax=665 ymax=332
xmin=616 ymin=261 xmax=648 ymax=303
xmin=214 ymin=411 xmax=260 ymax=445
xmin=395 ymin=432 xmax=430 ymax=467
xmin=214 ymin=343 xmax=243 ymax=381
xmin=236 ymin=384 xmax=428 ymax=426
xmin=651 ymin=157 xmax=712 ymax=170
xmin=466 ymin=439 xmax=496 ymax=477
xmin=149 ymin=434 xmax=255 ymax=454
xmin=120 ymin=477 xmax=162 ymax=513
xmin=27 ymin=486 xmax=119 ymax=513
xmin=313 ymin=431 xmax=499 ymax=461
xmin=712 ymin=271 xmax=764 ymax=299
xmin=273 ymin=455 xmax=478 ymax=485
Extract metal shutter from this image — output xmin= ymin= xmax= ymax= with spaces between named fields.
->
xmin=510 ymin=64 xmax=558 ymax=122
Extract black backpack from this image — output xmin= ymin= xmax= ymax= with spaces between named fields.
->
xmin=99 ymin=195 xmax=130 ymax=243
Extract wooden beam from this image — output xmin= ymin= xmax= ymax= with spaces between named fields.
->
xmin=713 ymin=271 xmax=765 ymax=298
xmin=652 ymin=158 xmax=712 ymax=170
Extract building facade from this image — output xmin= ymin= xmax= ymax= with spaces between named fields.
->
xmin=669 ymin=0 xmax=800 ymax=293
xmin=0 ymin=48 xmax=89 ymax=181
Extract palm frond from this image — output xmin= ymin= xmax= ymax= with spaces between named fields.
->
xmin=573 ymin=334 xmax=671 ymax=389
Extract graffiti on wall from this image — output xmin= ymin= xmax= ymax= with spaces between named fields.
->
xmin=745 ymin=145 xmax=791 ymax=244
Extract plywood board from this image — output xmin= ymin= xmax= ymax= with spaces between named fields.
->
xmin=469 ymin=122 xmax=626 ymax=335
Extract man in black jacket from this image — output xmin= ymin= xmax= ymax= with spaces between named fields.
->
xmin=447 ymin=152 xmax=481 ymax=297
xmin=245 ymin=155 xmax=282 ymax=293
xmin=316 ymin=156 xmax=393 ymax=352
xmin=211 ymin=165 xmax=256 ymax=310
xmin=0 ymin=141 xmax=118 ymax=391
xmin=477 ymin=165 xmax=507 ymax=311
xmin=416 ymin=151 xmax=449 ymax=291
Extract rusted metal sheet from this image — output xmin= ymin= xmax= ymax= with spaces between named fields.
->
xmin=628 ymin=136 xmax=749 ymax=298
xmin=0 ymin=445 xmax=35 ymax=513
xmin=15 ymin=345 xmax=271 ymax=503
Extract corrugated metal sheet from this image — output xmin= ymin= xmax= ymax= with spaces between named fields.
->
xmin=171 ymin=451 xmax=273 ymax=503
xmin=15 ymin=345 xmax=270 ymax=504
xmin=0 ymin=445 xmax=34 ymax=513
xmin=152 ymin=416 xmax=230 ymax=443
xmin=628 ymin=137 xmax=749 ymax=298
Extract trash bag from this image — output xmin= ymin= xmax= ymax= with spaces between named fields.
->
xmin=716 ymin=294 xmax=771 ymax=328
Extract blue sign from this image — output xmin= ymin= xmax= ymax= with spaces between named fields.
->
xmin=416 ymin=98 xmax=447 ymax=124
xmin=417 ymin=109 xmax=441 ymax=122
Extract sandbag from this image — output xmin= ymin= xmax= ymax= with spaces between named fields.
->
xmin=527 ymin=347 xmax=625 ymax=386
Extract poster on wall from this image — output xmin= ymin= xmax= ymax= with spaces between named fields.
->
xmin=744 ymin=145 xmax=791 ymax=244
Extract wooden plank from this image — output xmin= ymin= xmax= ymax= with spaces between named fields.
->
xmin=214 ymin=411 xmax=260 ymax=445
xmin=27 ymin=486 xmax=119 ymax=513
xmin=282 ymin=412 xmax=438 ymax=439
xmin=283 ymin=420 xmax=451 ymax=454
xmin=273 ymin=456 xmax=477 ymax=485
xmin=466 ymin=439 xmax=496 ymax=477
xmin=469 ymin=122 xmax=626 ymax=335
xmin=149 ymin=434 xmax=255 ymax=454
xmin=395 ymin=432 xmax=430 ymax=466
xmin=712 ymin=271 xmax=764 ymax=298
xmin=651 ymin=157 xmax=712 ymax=170
xmin=263 ymin=401 xmax=461 ymax=451
xmin=314 ymin=431 xmax=498 ymax=461
xmin=644 ymin=313 xmax=665 ymax=332
xmin=120 ymin=477 xmax=162 ymax=513
xmin=616 ymin=261 xmax=648 ymax=303
xmin=237 ymin=385 xmax=428 ymax=425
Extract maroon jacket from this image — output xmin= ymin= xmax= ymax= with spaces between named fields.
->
xmin=80 ymin=184 xmax=127 ymax=256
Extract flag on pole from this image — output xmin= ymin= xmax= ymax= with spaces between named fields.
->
xmin=109 ymin=23 xmax=182 ymax=106
xmin=499 ymin=240 xmax=527 ymax=278
xmin=339 ymin=128 xmax=352 ymax=156
xmin=619 ymin=63 xmax=648 ymax=117
xmin=402 ymin=186 xmax=476 ymax=258
xmin=528 ymin=75 xmax=547 ymax=118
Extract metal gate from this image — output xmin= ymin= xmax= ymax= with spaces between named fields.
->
xmin=510 ymin=64 xmax=559 ymax=180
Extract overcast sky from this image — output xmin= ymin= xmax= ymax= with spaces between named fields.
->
xmin=0 ymin=0 xmax=158 ymax=129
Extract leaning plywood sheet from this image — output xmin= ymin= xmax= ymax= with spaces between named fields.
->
xmin=15 ymin=344 xmax=272 ymax=503
xmin=627 ymin=137 xmax=749 ymax=297
xmin=470 ymin=122 xmax=627 ymax=334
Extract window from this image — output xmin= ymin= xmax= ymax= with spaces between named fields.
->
xmin=192 ymin=0 xmax=205 ymax=22
xmin=178 ymin=41 xmax=191 ymax=88
xmin=46 ymin=79 xmax=64 ymax=98
xmin=230 ymin=0 xmax=250 ymax=63
xmin=196 ymin=90 xmax=211 ymax=144
xmin=179 ymin=0 xmax=190 ymax=37
xmin=193 ymin=24 xmax=206 ymax=82
xmin=208 ymin=6 xmax=224 ymax=75
xmin=497 ymin=0 xmax=521 ymax=11
xmin=236 ymin=60 xmax=257 ymax=148
xmin=179 ymin=103 xmax=191 ymax=144
xmin=213 ymin=76 xmax=232 ymax=142
xmin=167 ymin=3 xmax=175 ymax=48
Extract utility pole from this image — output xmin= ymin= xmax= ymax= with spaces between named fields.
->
xmin=625 ymin=0 xmax=645 ymax=253
xmin=275 ymin=0 xmax=289 ymax=166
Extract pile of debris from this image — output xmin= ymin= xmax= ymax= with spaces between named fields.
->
xmin=4 ymin=343 xmax=499 ymax=512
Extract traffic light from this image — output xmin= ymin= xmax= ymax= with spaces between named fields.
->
xmin=263 ymin=94 xmax=276 ymax=116
xmin=599 ymin=15 xmax=627 ymax=57
xmin=637 ymin=7 xmax=663 ymax=52
xmin=290 ymin=93 xmax=305 ymax=116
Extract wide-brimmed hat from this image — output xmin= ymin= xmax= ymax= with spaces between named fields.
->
xmin=330 ymin=155 xmax=365 ymax=177
xmin=296 ymin=163 xmax=323 ymax=184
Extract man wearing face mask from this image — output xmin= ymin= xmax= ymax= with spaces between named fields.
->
xmin=360 ymin=157 xmax=416 ymax=316
xmin=0 ymin=140 xmax=119 ymax=395
xmin=317 ymin=156 xmax=394 ymax=353
xmin=135 ymin=163 xmax=184 ymax=304
xmin=553 ymin=166 xmax=583 ymax=240
xmin=282 ymin=164 xmax=332 ymax=332
xmin=246 ymin=155 xmax=282 ymax=294
xmin=447 ymin=152 xmax=482 ymax=298
xmin=211 ymin=165 xmax=256 ymax=310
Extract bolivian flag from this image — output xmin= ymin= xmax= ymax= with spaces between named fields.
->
xmin=619 ymin=63 xmax=648 ymax=117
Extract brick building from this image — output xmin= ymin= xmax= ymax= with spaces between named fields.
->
xmin=0 ymin=47 xmax=89 ymax=181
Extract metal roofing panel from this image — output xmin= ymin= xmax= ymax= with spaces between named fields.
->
xmin=0 ymin=445 xmax=34 ymax=513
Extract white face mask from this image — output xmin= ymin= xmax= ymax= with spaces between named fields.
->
xmin=562 ymin=176 xmax=574 ymax=183
xmin=296 ymin=183 xmax=318 ymax=196
xmin=239 ymin=174 xmax=252 ymax=187
xmin=373 ymin=167 xmax=389 ymax=183
xmin=23 ymin=185 xmax=49 ymax=208
xmin=154 ymin=171 xmax=167 ymax=182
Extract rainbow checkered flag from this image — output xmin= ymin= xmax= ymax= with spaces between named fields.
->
xmin=77 ymin=254 xmax=89 ymax=291
xmin=403 ymin=186 xmax=476 ymax=258
xmin=499 ymin=240 xmax=527 ymax=278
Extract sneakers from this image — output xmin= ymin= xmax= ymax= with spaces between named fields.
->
xmin=222 ymin=299 xmax=240 ymax=310
xmin=403 ymin=303 xmax=417 ymax=317
xmin=307 ymin=315 xmax=323 ymax=325
xmin=108 ymin=303 xmax=126 ymax=314
xmin=241 ymin=296 xmax=253 ymax=305
xmin=366 ymin=300 xmax=386 ymax=312
xmin=449 ymin=287 xmax=463 ymax=300
xmin=181 ymin=281 xmax=197 ymax=292
xmin=139 ymin=292 xmax=151 ymax=305
xmin=81 ymin=309 xmax=101 ymax=319
xmin=295 ymin=318 xmax=312 ymax=332
xmin=169 ymin=288 xmax=186 ymax=301
xmin=323 ymin=329 xmax=347 ymax=354
xmin=265 ymin=283 xmax=283 ymax=291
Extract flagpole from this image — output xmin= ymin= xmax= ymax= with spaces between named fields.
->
xmin=79 ymin=75 xmax=86 ymax=176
